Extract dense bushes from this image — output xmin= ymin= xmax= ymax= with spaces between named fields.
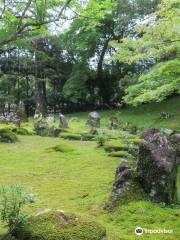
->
xmin=14 ymin=211 xmax=106 ymax=240
xmin=0 ymin=129 xmax=18 ymax=143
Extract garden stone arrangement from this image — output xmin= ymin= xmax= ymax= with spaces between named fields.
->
xmin=0 ymin=107 xmax=180 ymax=240
xmin=0 ymin=0 xmax=180 ymax=239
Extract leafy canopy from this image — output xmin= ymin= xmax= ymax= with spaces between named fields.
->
xmin=112 ymin=0 xmax=180 ymax=106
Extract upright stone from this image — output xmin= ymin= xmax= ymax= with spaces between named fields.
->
xmin=112 ymin=160 xmax=132 ymax=201
xmin=59 ymin=114 xmax=68 ymax=128
xmin=87 ymin=111 xmax=101 ymax=128
xmin=109 ymin=116 xmax=118 ymax=130
xmin=137 ymin=128 xmax=177 ymax=204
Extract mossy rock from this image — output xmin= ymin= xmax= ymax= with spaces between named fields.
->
xmin=104 ymin=140 xmax=128 ymax=152
xmin=12 ymin=127 xmax=31 ymax=135
xmin=13 ymin=211 xmax=106 ymax=240
xmin=80 ymin=133 xmax=95 ymax=141
xmin=60 ymin=133 xmax=82 ymax=140
xmin=49 ymin=144 xmax=75 ymax=153
xmin=0 ymin=128 xmax=18 ymax=143
xmin=108 ymin=151 xmax=134 ymax=160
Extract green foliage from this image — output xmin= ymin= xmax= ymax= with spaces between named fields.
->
xmin=112 ymin=0 xmax=180 ymax=105
xmin=124 ymin=60 xmax=180 ymax=106
xmin=0 ymin=129 xmax=18 ymax=143
xmin=0 ymin=186 xmax=37 ymax=234
xmin=62 ymin=63 xmax=91 ymax=103
xmin=96 ymin=132 xmax=108 ymax=147
xmin=14 ymin=211 xmax=106 ymax=240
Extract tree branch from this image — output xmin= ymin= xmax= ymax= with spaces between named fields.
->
xmin=0 ymin=0 xmax=72 ymax=48
xmin=0 ymin=0 xmax=6 ymax=19
xmin=17 ymin=0 xmax=32 ymax=30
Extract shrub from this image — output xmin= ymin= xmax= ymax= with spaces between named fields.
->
xmin=0 ymin=129 xmax=18 ymax=143
xmin=0 ymin=186 xmax=37 ymax=234
xmin=104 ymin=140 xmax=128 ymax=152
xmin=14 ymin=211 xmax=106 ymax=240
xmin=96 ymin=132 xmax=108 ymax=147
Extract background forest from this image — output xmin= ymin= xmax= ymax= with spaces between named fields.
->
xmin=0 ymin=0 xmax=179 ymax=116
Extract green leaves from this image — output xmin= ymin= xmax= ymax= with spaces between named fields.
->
xmin=0 ymin=185 xmax=37 ymax=233
xmin=112 ymin=0 xmax=180 ymax=105
xmin=124 ymin=60 xmax=180 ymax=106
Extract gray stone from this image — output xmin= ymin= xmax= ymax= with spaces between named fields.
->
xmin=109 ymin=117 xmax=119 ymax=130
xmin=87 ymin=111 xmax=101 ymax=128
xmin=112 ymin=160 xmax=132 ymax=201
xmin=170 ymin=133 xmax=180 ymax=164
xmin=138 ymin=128 xmax=177 ymax=204
xmin=59 ymin=114 xmax=68 ymax=128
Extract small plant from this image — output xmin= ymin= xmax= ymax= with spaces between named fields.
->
xmin=96 ymin=131 xmax=108 ymax=147
xmin=0 ymin=185 xmax=37 ymax=234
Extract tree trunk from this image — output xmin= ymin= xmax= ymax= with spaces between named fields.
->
xmin=97 ymin=39 xmax=110 ymax=104
xmin=34 ymin=47 xmax=47 ymax=116
xmin=35 ymin=79 xmax=47 ymax=116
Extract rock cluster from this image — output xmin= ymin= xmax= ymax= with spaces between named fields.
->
xmin=112 ymin=128 xmax=178 ymax=204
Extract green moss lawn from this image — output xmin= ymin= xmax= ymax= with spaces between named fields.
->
xmin=0 ymin=96 xmax=180 ymax=240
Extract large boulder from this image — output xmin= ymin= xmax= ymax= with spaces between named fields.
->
xmin=13 ymin=210 xmax=106 ymax=240
xmin=87 ymin=112 xmax=101 ymax=128
xmin=137 ymin=128 xmax=177 ymax=204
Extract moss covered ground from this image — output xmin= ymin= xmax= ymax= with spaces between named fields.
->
xmin=0 ymin=96 xmax=180 ymax=239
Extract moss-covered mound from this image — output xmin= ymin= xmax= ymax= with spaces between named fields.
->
xmin=108 ymin=151 xmax=134 ymax=160
xmin=103 ymin=140 xmax=128 ymax=152
xmin=49 ymin=143 xmax=75 ymax=153
xmin=12 ymin=127 xmax=31 ymax=135
xmin=80 ymin=132 xmax=95 ymax=141
xmin=0 ymin=128 xmax=18 ymax=143
xmin=60 ymin=131 xmax=96 ymax=141
xmin=60 ymin=133 xmax=82 ymax=140
xmin=14 ymin=211 xmax=106 ymax=240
